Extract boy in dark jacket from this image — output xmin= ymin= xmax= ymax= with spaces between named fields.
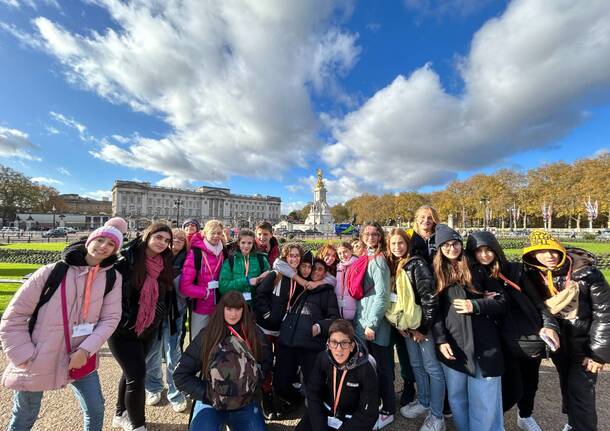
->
xmin=297 ymin=319 xmax=379 ymax=431
xmin=521 ymin=230 xmax=610 ymax=431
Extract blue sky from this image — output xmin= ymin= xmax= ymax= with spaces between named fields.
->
xmin=1 ymin=0 xmax=609 ymax=214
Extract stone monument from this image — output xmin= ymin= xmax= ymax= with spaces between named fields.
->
xmin=304 ymin=169 xmax=334 ymax=233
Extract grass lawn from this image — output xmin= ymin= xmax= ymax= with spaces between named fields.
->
xmin=0 ymin=262 xmax=42 ymax=278
xmin=0 ymin=282 xmax=21 ymax=314
xmin=0 ymin=242 xmax=68 ymax=251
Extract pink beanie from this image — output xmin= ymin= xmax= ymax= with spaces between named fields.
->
xmin=104 ymin=217 xmax=128 ymax=234
xmin=86 ymin=226 xmax=123 ymax=252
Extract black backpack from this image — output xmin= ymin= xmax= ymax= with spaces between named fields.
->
xmin=191 ymin=249 xmax=265 ymax=285
xmin=28 ymin=262 xmax=117 ymax=335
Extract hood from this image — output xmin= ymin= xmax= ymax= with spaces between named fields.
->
xmin=189 ymin=232 xmax=205 ymax=250
xmin=567 ymin=247 xmax=597 ymax=275
xmin=119 ymin=236 xmax=144 ymax=264
xmin=338 ymin=255 xmax=358 ymax=269
xmin=62 ymin=239 xmax=118 ymax=268
xmin=522 ymin=230 xmax=567 ymax=270
xmin=466 ymin=231 xmax=508 ymax=266
xmin=434 ymin=224 xmax=461 ymax=248
xmin=327 ymin=335 xmax=371 ymax=371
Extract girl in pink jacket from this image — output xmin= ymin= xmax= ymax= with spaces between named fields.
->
xmin=180 ymin=219 xmax=225 ymax=340
xmin=0 ymin=225 xmax=123 ymax=431
xmin=335 ymin=241 xmax=359 ymax=320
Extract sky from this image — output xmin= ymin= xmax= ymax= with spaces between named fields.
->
xmin=1 ymin=0 xmax=609 ymax=214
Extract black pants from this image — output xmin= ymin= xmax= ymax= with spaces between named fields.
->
xmin=552 ymin=350 xmax=598 ymax=431
xmin=108 ymin=331 xmax=156 ymax=428
xmin=274 ymin=345 xmax=319 ymax=402
xmin=502 ymin=355 xmax=541 ymax=417
xmin=367 ymin=341 xmax=396 ymax=415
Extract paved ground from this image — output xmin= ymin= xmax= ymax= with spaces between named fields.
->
xmin=0 ymin=347 xmax=608 ymax=430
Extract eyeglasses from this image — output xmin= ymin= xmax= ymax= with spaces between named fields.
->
xmin=327 ymin=339 xmax=353 ymax=350
xmin=441 ymin=241 xmax=462 ymax=250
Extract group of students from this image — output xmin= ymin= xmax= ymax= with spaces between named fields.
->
xmin=0 ymin=205 xmax=609 ymax=431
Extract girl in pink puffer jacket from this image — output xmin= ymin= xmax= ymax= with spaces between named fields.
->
xmin=0 ymin=226 xmax=123 ymax=431
xmin=335 ymin=241 xmax=359 ymax=320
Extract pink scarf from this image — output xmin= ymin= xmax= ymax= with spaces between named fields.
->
xmin=135 ymin=254 xmax=163 ymax=336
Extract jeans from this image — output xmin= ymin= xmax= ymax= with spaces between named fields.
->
xmin=442 ymin=363 xmax=503 ymax=431
xmin=405 ymin=335 xmax=446 ymax=419
xmin=189 ymin=400 xmax=266 ymax=431
xmin=145 ymin=314 xmax=186 ymax=404
xmin=8 ymin=371 xmax=104 ymax=431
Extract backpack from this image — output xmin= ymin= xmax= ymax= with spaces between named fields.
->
xmin=28 ymin=261 xmax=117 ymax=335
xmin=206 ymin=334 xmax=261 ymax=410
xmin=346 ymin=254 xmax=375 ymax=300
xmin=192 ymin=249 xmax=265 ymax=285
xmin=385 ymin=264 xmax=422 ymax=331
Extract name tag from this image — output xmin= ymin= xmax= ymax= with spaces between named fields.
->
xmin=327 ymin=416 xmax=343 ymax=429
xmin=207 ymin=280 xmax=218 ymax=290
xmin=72 ymin=323 xmax=94 ymax=337
xmin=390 ymin=293 xmax=398 ymax=303
xmin=338 ymin=298 xmax=345 ymax=307
xmin=243 ymin=292 xmax=252 ymax=301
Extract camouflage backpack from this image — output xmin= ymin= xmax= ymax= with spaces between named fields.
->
xmin=206 ymin=334 xmax=261 ymax=410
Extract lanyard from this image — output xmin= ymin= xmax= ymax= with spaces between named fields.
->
xmin=82 ymin=265 xmax=100 ymax=321
xmin=498 ymin=273 xmax=521 ymax=292
xmin=227 ymin=325 xmax=252 ymax=352
xmin=539 ymin=256 xmax=572 ymax=296
xmin=244 ymin=255 xmax=250 ymax=278
xmin=287 ymin=279 xmax=297 ymax=311
xmin=202 ymin=252 xmax=223 ymax=276
xmin=332 ymin=367 xmax=348 ymax=416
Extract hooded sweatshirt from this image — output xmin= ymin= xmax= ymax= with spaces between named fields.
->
xmin=303 ymin=337 xmax=379 ymax=430
xmin=521 ymin=230 xmax=610 ymax=363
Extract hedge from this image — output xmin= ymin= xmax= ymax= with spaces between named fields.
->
xmin=0 ymin=249 xmax=60 ymax=265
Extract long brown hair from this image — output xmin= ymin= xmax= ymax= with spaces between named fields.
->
xmin=360 ymin=221 xmax=387 ymax=255
xmin=129 ymin=222 xmax=174 ymax=291
xmin=317 ymin=242 xmax=338 ymax=276
xmin=386 ymin=228 xmax=411 ymax=277
xmin=200 ymin=291 xmax=262 ymax=375
xmin=432 ymin=245 xmax=476 ymax=294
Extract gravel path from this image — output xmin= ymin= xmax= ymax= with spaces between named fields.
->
xmin=1 ymin=348 xmax=608 ymax=430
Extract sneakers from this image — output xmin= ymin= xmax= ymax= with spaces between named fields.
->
xmin=400 ymin=401 xmax=430 ymax=419
xmin=261 ymin=392 xmax=276 ymax=420
xmin=374 ymin=413 xmax=394 ymax=430
xmin=111 ymin=411 xmax=132 ymax=430
xmin=171 ymin=399 xmax=188 ymax=413
xmin=561 ymin=425 xmax=573 ymax=431
xmin=132 ymin=427 xmax=147 ymax=431
xmin=400 ymin=381 xmax=416 ymax=406
xmin=420 ymin=413 xmax=446 ymax=431
xmin=145 ymin=391 xmax=162 ymax=406
xmin=517 ymin=414 xmax=542 ymax=431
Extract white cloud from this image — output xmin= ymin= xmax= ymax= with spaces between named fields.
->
xmin=156 ymin=176 xmax=194 ymax=189
xmin=324 ymin=0 xmax=610 ymax=190
xmin=57 ymin=167 xmax=70 ymax=175
xmin=31 ymin=176 xmax=62 ymax=185
xmin=18 ymin=1 xmax=359 ymax=182
xmin=82 ymin=190 xmax=111 ymax=200
xmin=0 ymin=0 xmax=20 ymax=8
xmin=404 ymin=0 xmax=491 ymax=17
xmin=46 ymin=126 xmax=59 ymax=135
xmin=0 ymin=126 xmax=41 ymax=161
xmin=282 ymin=200 xmax=309 ymax=214
xmin=49 ymin=111 xmax=91 ymax=141
xmin=285 ymin=184 xmax=304 ymax=193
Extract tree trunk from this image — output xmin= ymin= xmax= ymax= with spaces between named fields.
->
xmin=548 ymin=215 xmax=553 ymax=230
xmin=523 ymin=214 xmax=527 ymax=229
xmin=577 ymin=214 xmax=581 ymax=231
xmin=501 ymin=216 xmax=505 ymax=229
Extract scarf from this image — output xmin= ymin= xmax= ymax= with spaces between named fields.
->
xmin=204 ymin=238 xmax=224 ymax=257
xmin=135 ymin=254 xmax=163 ymax=336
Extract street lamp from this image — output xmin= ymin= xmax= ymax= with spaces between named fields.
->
xmin=52 ymin=205 xmax=56 ymax=228
xmin=174 ymin=199 xmax=184 ymax=227
xmin=479 ymin=197 xmax=490 ymax=230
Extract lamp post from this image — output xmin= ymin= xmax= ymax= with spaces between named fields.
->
xmin=479 ymin=196 xmax=490 ymax=230
xmin=52 ymin=205 xmax=56 ymax=228
xmin=174 ymin=199 xmax=184 ymax=227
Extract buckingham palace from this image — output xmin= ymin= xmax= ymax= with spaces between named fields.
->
xmin=112 ymin=180 xmax=281 ymax=229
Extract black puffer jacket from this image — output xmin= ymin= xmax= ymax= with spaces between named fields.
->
xmin=278 ymin=283 xmax=340 ymax=351
xmin=300 ymin=338 xmax=379 ymax=430
xmin=403 ymin=256 xmax=437 ymax=335
xmin=410 ymin=231 xmax=436 ymax=265
xmin=113 ymin=237 xmax=170 ymax=339
xmin=432 ymin=268 xmax=507 ymax=377
xmin=522 ymin=248 xmax=610 ymax=363
xmin=466 ymin=231 xmax=555 ymax=359
xmin=255 ymin=271 xmax=304 ymax=332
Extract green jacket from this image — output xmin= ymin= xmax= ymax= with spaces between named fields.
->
xmin=354 ymin=253 xmax=391 ymax=346
xmin=219 ymin=251 xmax=269 ymax=303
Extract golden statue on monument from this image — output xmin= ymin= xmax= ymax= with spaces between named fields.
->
xmin=316 ymin=168 xmax=324 ymax=188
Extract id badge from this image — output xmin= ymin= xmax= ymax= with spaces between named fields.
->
xmin=338 ymin=298 xmax=345 ymax=307
xmin=390 ymin=292 xmax=398 ymax=303
xmin=72 ymin=323 xmax=94 ymax=337
xmin=243 ymin=292 xmax=252 ymax=301
xmin=207 ymin=280 xmax=219 ymax=290
xmin=327 ymin=416 xmax=343 ymax=429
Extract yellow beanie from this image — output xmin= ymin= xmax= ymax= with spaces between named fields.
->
xmin=522 ymin=230 xmax=567 ymax=296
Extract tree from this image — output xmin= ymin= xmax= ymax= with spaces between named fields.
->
xmin=0 ymin=165 xmax=45 ymax=224
xmin=331 ymin=203 xmax=350 ymax=223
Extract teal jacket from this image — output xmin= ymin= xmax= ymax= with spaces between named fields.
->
xmin=354 ymin=253 xmax=391 ymax=346
xmin=219 ymin=251 xmax=269 ymax=303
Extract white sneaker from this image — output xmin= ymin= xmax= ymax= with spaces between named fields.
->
xmin=374 ymin=413 xmax=394 ymax=430
xmin=561 ymin=425 xmax=573 ymax=431
xmin=400 ymin=400 xmax=430 ymax=419
xmin=420 ymin=413 xmax=446 ymax=431
xmin=131 ymin=426 xmax=147 ymax=431
xmin=171 ymin=399 xmax=188 ymax=413
xmin=111 ymin=411 xmax=132 ymax=430
xmin=517 ymin=414 xmax=542 ymax=431
xmin=145 ymin=391 xmax=162 ymax=406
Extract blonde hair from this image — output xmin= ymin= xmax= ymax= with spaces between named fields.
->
xmin=171 ymin=228 xmax=188 ymax=253
xmin=414 ymin=205 xmax=440 ymax=236
xmin=203 ymin=219 xmax=224 ymax=238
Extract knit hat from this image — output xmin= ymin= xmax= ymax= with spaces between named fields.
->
xmin=182 ymin=218 xmax=201 ymax=231
xmin=522 ymin=229 xmax=566 ymax=268
xmin=301 ymin=250 xmax=314 ymax=267
xmin=104 ymin=217 xmax=128 ymax=234
xmin=434 ymin=224 xmax=462 ymax=248
xmin=86 ymin=225 xmax=123 ymax=253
